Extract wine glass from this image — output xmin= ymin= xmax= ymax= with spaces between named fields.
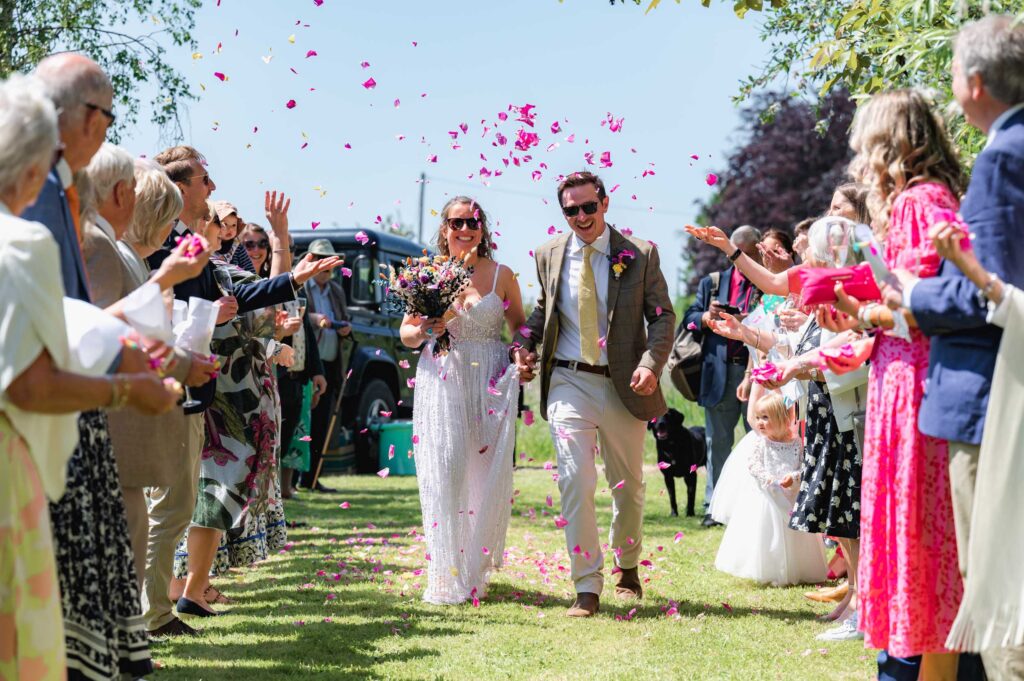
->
xmin=213 ymin=266 xmax=235 ymax=298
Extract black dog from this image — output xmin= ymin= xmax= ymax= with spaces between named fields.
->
xmin=648 ymin=409 xmax=707 ymax=517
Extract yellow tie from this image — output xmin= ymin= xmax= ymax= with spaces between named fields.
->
xmin=578 ymin=245 xmax=600 ymax=364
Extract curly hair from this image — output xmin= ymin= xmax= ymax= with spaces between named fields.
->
xmin=434 ymin=196 xmax=493 ymax=259
xmin=848 ymin=89 xmax=965 ymax=239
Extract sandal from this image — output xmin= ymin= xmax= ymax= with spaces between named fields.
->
xmin=204 ymin=585 xmax=233 ymax=606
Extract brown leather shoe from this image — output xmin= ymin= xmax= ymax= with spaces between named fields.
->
xmin=615 ymin=566 xmax=643 ymax=600
xmin=148 ymin=617 xmax=200 ymax=638
xmin=566 ymin=592 xmax=600 ymax=617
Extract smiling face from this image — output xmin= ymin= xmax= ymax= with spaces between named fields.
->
xmin=242 ymin=228 xmax=269 ymax=271
xmin=443 ymin=201 xmax=483 ymax=259
xmin=561 ymin=183 xmax=608 ymax=244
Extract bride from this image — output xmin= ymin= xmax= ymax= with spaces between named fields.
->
xmin=400 ymin=197 xmax=526 ymax=605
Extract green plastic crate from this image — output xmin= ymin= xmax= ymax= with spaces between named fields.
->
xmin=373 ymin=420 xmax=416 ymax=476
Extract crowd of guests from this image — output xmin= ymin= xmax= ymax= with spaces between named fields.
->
xmin=0 ymin=52 xmax=351 ymax=680
xmin=686 ymin=14 xmax=1023 ymax=681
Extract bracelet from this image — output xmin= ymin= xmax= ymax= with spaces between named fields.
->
xmin=728 ymin=248 xmax=742 ymax=262
xmin=981 ymin=273 xmax=1002 ymax=301
xmin=107 ymin=376 xmax=131 ymax=410
xmin=273 ymin=248 xmax=287 ymax=254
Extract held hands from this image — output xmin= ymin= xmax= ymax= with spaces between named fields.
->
xmin=215 ymin=296 xmax=239 ymax=324
xmin=630 ymin=367 xmax=658 ymax=396
xmin=512 ymin=346 xmax=538 ymax=383
xmin=292 ymin=253 xmax=342 ymax=285
xmin=684 ymin=225 xmax=732 ymax=253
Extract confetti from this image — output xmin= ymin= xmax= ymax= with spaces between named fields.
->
xmin=705 ymin=173 xmax=719 ymax=186
xmin=377 ymin=468 xmax=390 ymax=478
xmin=362 ymin=77 xmax=377 ymax=89
xmin=286 ymin=99 xmax=297 ymax=109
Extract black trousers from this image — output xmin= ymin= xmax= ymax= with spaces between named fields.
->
xmin=303 ymin=359 xmax=341 ymax=487
xmin=277 ymin=371 xmax=304 ymax=482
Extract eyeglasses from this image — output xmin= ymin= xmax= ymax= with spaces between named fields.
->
xmin=562 ymin=201 xmax=600 ymax=218
xmin=51 ymin=142 xmax=66 ymax=167
xmin=243 ymin=238 xmax=270 ymax=250
xmin=446 ymin=217 xmax=481 ymax=231
xmin=84 ymin=102 xmax=115 ymax=124
xmin=187 ymin=173 xmax=213 ymax=187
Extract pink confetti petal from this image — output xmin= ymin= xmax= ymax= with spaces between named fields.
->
xmin=705 ymin=173 xmax=718 ymax=186
xmin=612 ymin=479 xmax=625 ymax=490
xmin=523 ymin=410 xmax=534 ymax=426
xmin=285 ymin=99 xmax=297 ymax=109
xmin=362 ymin=77 xmax=377 ymax=89
xmin=554 ymin=515 xmax=569 ymax=529
xmin=355 ymin=230 xmax=369 ymax=245
xmin=339 ymin=501 xmax=351 ymax=509
xmin=305 ymin=50 xmax=318 ymax=58
xmin=377 ymin=468 xmax=390 ymax=478
xmin=213 ymin=72 xmax=226 ymax=81
xmin=674 ymin=531 xmax=685 ymax=543
xmin=298 ymin=436 xmax=312 ymax=442
xmin=658 ymin=461 xmax=671 ymax=470
xmin=387 ymin=444 xmax=395 ymax=460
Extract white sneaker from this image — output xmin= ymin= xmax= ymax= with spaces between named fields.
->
xmin=816 ymin=613 xmax=864 ymax=641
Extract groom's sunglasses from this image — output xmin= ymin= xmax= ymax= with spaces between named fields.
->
xmin=446 ymin=217 xmax=481 ymax=231
xmin=562 ymin=201 xmax=600 ymax=218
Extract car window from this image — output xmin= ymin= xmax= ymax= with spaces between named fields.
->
xmin=350 ymin=254 xmax=374 ymax=304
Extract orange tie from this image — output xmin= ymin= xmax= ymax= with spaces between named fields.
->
xmin=64 ymin=184 xmax=83 ymax=245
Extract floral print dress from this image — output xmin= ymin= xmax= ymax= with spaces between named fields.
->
xmin=174 ymin=261 xmax=287 ymax=577
xmin=859 ymin=182 xmax=963 ymax=656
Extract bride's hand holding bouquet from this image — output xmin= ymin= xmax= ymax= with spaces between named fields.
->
xmin=387 ymin=253 xmax=474 ymax=356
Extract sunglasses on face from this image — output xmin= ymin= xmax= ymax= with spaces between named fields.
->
xmin=243 ymin=238 xmax=270 ymax=250
xmin=446 ymin=217 xmax=481 ymax=231
xmin=562 ymin=201 xmax=600 ymax=218
xmin=188 ymin=173 xmax=213 ymax=187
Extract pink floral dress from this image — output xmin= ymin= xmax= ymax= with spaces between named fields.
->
xmin=859 ymin=182 xmax=964 ymax=656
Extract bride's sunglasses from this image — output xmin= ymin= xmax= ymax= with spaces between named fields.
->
xmin=562 ymin=201 xmax=600 ymax=218
xmin=446 ymin=217 xmax=481 ymax=231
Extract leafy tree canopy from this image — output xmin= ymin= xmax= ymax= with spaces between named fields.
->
xmin=0 ymin=0 xmax=201 ymax=142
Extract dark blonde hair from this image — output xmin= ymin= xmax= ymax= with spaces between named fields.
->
xmin=849 ymin=90 xmax=965 ymax=238
xmin=755 ymin=391 xmax=793 ymax=436
xmin=435 ymin=196 xmax=493 ymax=259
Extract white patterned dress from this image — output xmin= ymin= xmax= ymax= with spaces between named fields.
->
xmin=413 ymin=264 xmax=520 ymax=604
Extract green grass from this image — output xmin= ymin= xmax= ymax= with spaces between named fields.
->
xmin=152 ymin=461 xmax=875 ymax=680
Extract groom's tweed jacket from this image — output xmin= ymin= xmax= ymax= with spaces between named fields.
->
xmin=515 ymin=226 xmax=675 ymax=422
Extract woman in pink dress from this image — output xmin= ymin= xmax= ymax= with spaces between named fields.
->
xmin=843 ymin=89 xmax=967 ymax=680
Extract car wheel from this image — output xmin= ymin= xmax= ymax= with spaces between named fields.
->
xmin=354 ymin=379 xmax=397 ymax=473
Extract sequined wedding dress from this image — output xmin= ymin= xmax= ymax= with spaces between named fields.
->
xmin=413 ymin=264 xmax=520 ymax=605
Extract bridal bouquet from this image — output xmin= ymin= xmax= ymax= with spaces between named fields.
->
xmin=386 ymin=254 xmax=473 ymax=356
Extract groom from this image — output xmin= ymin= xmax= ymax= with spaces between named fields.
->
xmin=514 ymin=171 xmax=675 ymax=617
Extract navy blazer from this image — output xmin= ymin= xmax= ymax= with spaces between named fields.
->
xmin=682 ymin=267 xmax=755 ymax=408
xmin=21 ymin=170 xmax=91 ymax=302
xmin=910 ymin=108 xmax=1024 ymax=444
xmin=148 ymin=249 xmax=297 ymax=413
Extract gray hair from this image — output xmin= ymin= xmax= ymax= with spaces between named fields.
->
xmin=955 ymin=15 xmax=1024 ymax=106
xmin=82 ymin=143 xmax=134 ymax=208
xmin=33 ymin=54 xmax=112 ymax=128
xmin=126 ymin=158 xmax=183 ymax=251
xmin=730 ymin=225 xmax=762 ymax=249
xmin=807 ymin=216 xmax=857 ymax=268
xmin=0 ymin=75 xmax=59 ymax=197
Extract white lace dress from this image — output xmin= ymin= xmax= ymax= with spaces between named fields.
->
xmin=413 ymin=265 xmax=520 ymax=604
xmin=712 ymin=433 xmax=827 ymax=586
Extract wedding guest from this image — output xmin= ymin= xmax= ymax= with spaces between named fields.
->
xmin=19 ymin=54 xmax=167 ymax=679
xmin=682 ymin=225 xmax=762 ymax=527
xmin=240 ymin=221 xmax=273 ymax=277
xmin=78 ymin=144 xmax=215 ymax=589
xmin=213 ymin=199 xmax=255 ymax=272
xmin=0 ymin=72 xmax=170 ymax=681
xmin=400 ymin=197 xmax=526 ymax=604
xmin=894 ymin=15 xmax=1024 ymax=677
xmin=302 ymin=238 xmax=352 ymax=492
xmin=171 ymin=193 xmax=337 ymax=616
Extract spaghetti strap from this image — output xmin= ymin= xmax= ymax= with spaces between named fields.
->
xmin=489 ymin=261 xmax=501 ymax=292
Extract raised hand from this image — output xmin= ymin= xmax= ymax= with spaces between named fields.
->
xmin=684 ymin=224 xmax=732 ymax=253
xmin=708 ymin=311 xmax=745 ymax=341
xmin=292 ymin=253 xmax=342 ymax=284
xmin=153 ymin=236 xmax=212 ymax=289
xmin=265 ymin=190 xmax=291 ymax=237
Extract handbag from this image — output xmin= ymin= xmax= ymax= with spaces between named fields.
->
xmin=668 ymin=273 xmax=720 ymax=401
xmin=797 ymin=263 xmax=881 ymax=307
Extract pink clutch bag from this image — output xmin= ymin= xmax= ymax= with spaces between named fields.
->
xmin=797 ymin=263 xmax=881 ymax=307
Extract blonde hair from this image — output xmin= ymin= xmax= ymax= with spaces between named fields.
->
xmin=755 ymin=391 xmax=793 ymax=436
xmin=125 ymin=158 xmax=183 ymax=251
xmin=848 ymin=89 xmax=965 ymax=239
xmin=435 ymin=196 xmax=493 ymax=259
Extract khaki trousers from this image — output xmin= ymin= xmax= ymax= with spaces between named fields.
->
xmin=142 ymin=413 xmax=204 ymax=631
xmin=120 ymin=486 xmax=148 ymax=592
xmin=949 ymin=441 xmax=1024 ymax=681
xmin=547 ymin=367 xmax=647 ymax=596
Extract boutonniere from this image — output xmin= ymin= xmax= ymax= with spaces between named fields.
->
xmin=609 ymin=249 xmax=636 ymax=280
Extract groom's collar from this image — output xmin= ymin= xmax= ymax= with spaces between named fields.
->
xmin=569 ymin=225 xmax=612 ymax=256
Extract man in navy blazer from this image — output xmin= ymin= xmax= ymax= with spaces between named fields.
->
xmin=21 ymin=54 xmax=116 ymax=303
xmin=894 ymin=15 xmax=1024 ymax=677
xmin=683 ymin=226 xmax=762 ymax=525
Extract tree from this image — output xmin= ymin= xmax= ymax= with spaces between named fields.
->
xmin=0 ymin=0 xmax=202 ymax=142
xmin=607 ymin=0 xmax=782 ymax=19
xmin=682 ymin=90 xmax=856 ymax=292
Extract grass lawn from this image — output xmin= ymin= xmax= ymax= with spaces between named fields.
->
xmin=152 ymin=411 xmax=876 ymax=681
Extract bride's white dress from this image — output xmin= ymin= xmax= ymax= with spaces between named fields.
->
xmin=711 ymin=431 xmax=827 ymax=586
xmin=413 ymin=264 xmax=520 ymax=604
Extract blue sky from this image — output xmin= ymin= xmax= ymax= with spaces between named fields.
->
xmin=123 ymin=0 xmax=770 ymax=301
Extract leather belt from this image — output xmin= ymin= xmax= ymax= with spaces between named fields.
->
xmin=554 ymin=359 xmax=610 ymax=376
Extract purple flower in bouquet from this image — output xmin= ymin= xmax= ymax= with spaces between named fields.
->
xmin=386 ymin=254 xmax=474 ymax=356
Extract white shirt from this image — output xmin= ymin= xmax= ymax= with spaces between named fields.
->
xmin=987 ymin=103 xmax=1024 ymax=147
xmin=554 ymin=227 xmax=611 ymax=365
xmin=55 ymin=157 xmax=73 ymax=189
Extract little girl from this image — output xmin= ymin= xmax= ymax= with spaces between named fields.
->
xmin=710 ymin=389 xmax=827 ymax=586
